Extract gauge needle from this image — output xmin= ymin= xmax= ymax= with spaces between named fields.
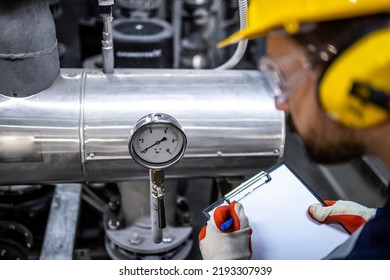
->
xmin=141 ymin=137 xmax=167 ymax=153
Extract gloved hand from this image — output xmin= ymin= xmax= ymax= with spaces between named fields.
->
xmin=308 ymin=200 xmax=377 ymax=233
xmin=198 ymin=201 xmax=252 ymax=260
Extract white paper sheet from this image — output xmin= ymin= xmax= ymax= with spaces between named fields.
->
xmin=237 ymin=163 xmax=350 ymax=260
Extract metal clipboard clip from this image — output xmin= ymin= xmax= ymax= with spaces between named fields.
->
xmin=202 ymin=171 xmax=272 ymax=219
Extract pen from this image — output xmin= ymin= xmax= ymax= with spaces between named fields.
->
xmin=220 ymin=217 xmax=234 ymax=230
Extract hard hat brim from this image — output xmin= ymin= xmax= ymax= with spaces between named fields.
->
xmin=216 ymin=0 xmax=390 ymax=48
xmin=217 ymin=27 xmax=265 ymax=48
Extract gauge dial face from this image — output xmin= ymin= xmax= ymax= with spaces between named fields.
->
xmin=131 ymin=123 xmax=186 ymax=168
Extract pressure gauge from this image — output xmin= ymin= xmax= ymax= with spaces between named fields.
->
xmin=128 ymin=113 xmax=187 ymax=170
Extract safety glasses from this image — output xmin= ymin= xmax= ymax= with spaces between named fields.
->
xmin=259 ymin=50 xmax=312 ymax=104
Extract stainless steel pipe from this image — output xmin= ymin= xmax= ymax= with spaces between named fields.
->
xmin=0 ymin=69 xmax=285 ymax=185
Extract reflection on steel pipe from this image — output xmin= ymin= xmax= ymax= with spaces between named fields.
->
xmin=0 ymin=69 xmax=285 ymax=185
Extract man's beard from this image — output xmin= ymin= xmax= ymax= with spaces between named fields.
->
xmin=286 ymin=114 xmax=364 ymax=164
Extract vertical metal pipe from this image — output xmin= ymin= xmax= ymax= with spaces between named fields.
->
xmin=101 ymin=13 xmax=115 ymax=74
xmin=98 ymin=0 xmax=115 ymax=74
xmin=172 ymin=0 xmax=183 ymax=68
xmin=150 ymin=170 xmax=163 ymax=243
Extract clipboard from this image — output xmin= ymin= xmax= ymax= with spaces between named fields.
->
xmin=203 ymin=161 xmax=351 ymax=260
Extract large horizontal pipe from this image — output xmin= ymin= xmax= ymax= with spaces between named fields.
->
xmin=0 ymin=69 xmax=285 ymax=185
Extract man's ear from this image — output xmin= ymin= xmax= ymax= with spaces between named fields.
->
xmin=266 ymin=33 xmax=302 ymax=57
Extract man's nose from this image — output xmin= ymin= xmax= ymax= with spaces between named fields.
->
xmin=274 ymin=99 xmax=290 ymax=112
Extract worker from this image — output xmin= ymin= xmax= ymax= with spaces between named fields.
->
xmin=199 ymin=0 xmax=390 ymax=259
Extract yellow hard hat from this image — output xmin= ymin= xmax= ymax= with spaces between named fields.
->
xmin=218 ymin=0 xmax=390 ymax=48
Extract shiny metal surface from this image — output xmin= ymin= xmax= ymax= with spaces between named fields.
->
xmin=0 ymin=68 xmax=285 ymax=185
xmin=0 ymin=71 xmax=82 ymax=184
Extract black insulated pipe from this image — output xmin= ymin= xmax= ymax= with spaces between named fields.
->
xmin=0 ymin=0 xmax=60 ymax=98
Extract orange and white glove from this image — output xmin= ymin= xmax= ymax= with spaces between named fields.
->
xmin=198 ymin=202 xmax=252 ymax=260
xmin=308 ymin=200 xmax=377 ymax=234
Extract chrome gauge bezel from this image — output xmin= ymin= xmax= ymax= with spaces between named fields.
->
xmin=128 ymin=113 xmax=187 ymax=169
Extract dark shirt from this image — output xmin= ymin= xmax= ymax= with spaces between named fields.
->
xmin=345 ymin=185 xmax=390 ymax=259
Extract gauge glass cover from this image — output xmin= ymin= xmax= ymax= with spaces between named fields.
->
xmin=130 ymin=122 xmax=185 ymax=168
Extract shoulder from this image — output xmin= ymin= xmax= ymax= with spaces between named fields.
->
xmin=345 ymin=199 xmax=390 ymax=259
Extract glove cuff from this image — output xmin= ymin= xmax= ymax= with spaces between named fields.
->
xmin=199 ymin=226 xmax=252 ymax=260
